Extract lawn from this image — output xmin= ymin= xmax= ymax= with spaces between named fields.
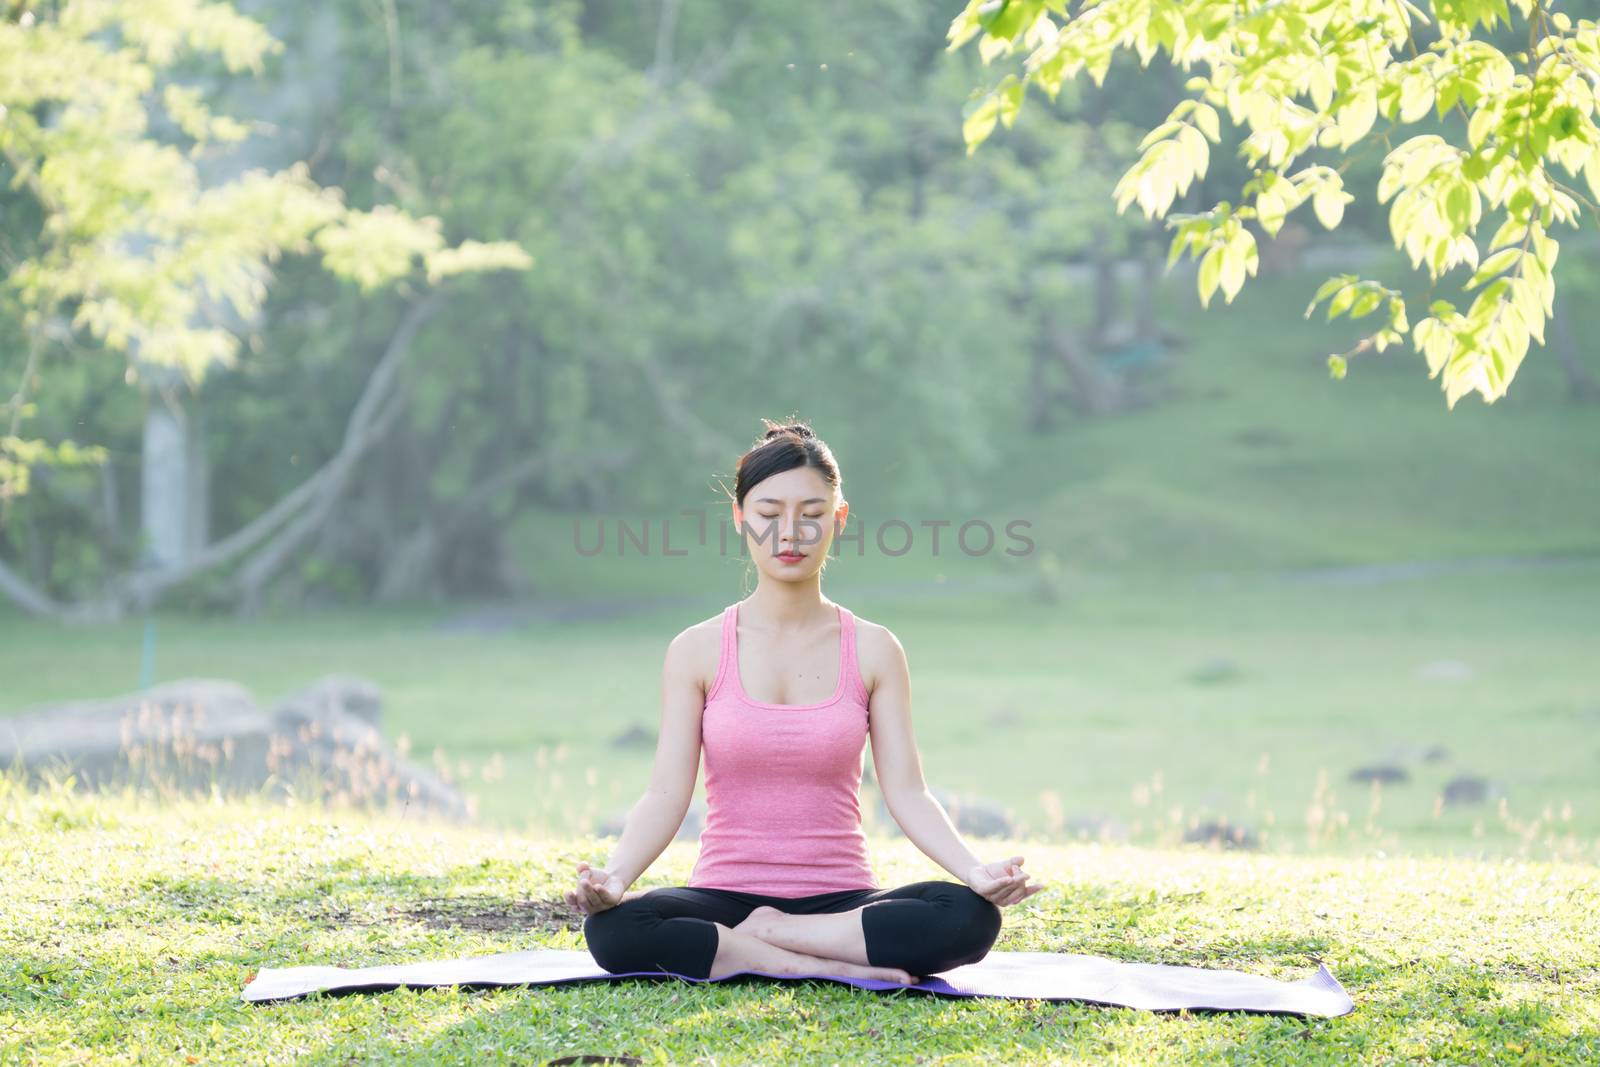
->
xmin=4 ymin=779 xmax=1597 ymax=1064
xmin=4 ymin=559 xmax=1598 ymax=863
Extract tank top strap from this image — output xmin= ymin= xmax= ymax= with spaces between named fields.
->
xmin=705 ymin=604 xmax=738 ymax=704
xmin=839 ymin=605 xmax=870 ymax=709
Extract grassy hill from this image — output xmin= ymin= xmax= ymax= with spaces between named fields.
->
xmin=4 ymin=780 xmax=1596 ymax=1064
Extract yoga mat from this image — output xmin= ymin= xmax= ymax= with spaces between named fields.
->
xmin=241 ymin=948 xmax=1355 ymax=1017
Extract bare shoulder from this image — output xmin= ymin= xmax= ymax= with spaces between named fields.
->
xmin=664 ymin=609 xmax=726 ymax=696
xmin=850 ymin=613 xmax=907 ymax=700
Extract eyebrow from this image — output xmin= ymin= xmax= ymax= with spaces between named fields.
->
xmin=753 ymin=497 xmax=830 ymax=505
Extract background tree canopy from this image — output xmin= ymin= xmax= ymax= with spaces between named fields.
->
xmin=950 ymin=0 xmax=1600 ymax=406
xmin=1 ymin=0 xmax=1596 ymax=615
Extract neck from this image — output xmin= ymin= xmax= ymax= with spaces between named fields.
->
xmin=743 ymin=580 xmax=831 ymax=629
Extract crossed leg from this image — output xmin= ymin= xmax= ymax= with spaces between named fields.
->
xmin=583 ymin=881 xmax=1001 ymax=984
xmin=734 ymin=881 xmax=1003 ymax=979
xmin=704 ymin=921 xmax=918 ymax=984
xmin=582 ymin=886 xmax=917 ymax=984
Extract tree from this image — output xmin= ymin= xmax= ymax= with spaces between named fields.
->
xmin=949 ymin=0 xmax=1600 ymax=408
xmin=0 ymin=0 xmax=529 ymax=617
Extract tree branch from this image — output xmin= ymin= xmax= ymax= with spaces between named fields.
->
xmin=230 ymin=293 xmax=445 ymax=608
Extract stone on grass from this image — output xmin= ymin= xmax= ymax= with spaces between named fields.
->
xmin=607 ymin=724 xmax=656 ymax=750
xmin=0 ymin=676 xmax=468 ymax=820
xmin=1182 ymin=818 xmax=1261 ymax=850
xmin=1417 ymin=660 xmax=1474 ymax=682
xmin=1348 ymin=764 xmax=1410 ymax=786
xmin=874 ymin=788 xmax=1014 ymax=839
xmin=597 ymin=800 xmax=704 ymax=842
xmin=1188 ymin=658 xmax=1244 ymax=685
xmin=1441 ymin=775 xmax=1500 ymax=807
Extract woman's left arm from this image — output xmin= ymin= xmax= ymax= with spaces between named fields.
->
xmin=864 ymin=623 xmax=1045 ymax=907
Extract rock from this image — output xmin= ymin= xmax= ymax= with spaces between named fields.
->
xmin=1231 ymin=426 xmax=1294 ymax=449
xmin=273 ymin=674 xmax=384 ymax=728
xmin=608 ymin=724 xmax=656 ymax=751
xmin=1348 ymin=764 xmax=1410 ymax=786
xmin=2 ymin=679 xmax=268 ymax=790
xmin=986 ymin=707 xmax=1025 ymax=729
xmin=876 ymin=788 xmax=1014 ymax=839
xmin=1188 ymin=658 xmax=1243 ymax=686
xmin=1417 ymin=660 xmax=1473 ymax=682
xmin=1182 ymin=818 xmax=1260 ymax=850
xmin=1441 ymin=775 xmax=1499 ymax=807
xmin=0 ymin=677 xmax=468 ymax=820
xmin=597 ymin=800 xmax=703 ymax=842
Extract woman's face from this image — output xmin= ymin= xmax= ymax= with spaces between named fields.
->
xmin=733 ymin=466 xmax=848 ymax=582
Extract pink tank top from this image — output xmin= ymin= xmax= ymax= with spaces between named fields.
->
xmin=686 ymin=601 xmax=880 ymax=897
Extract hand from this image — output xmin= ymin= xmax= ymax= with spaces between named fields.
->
xmin=564 ymin=861 xmax=628 ymax=916
xmin=965 ymin=855 xmax=1046 ymax=907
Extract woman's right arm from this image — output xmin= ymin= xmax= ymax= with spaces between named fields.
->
xmin=595 ymin=628 xmax=706 ymax=890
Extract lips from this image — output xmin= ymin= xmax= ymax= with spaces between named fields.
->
xmin=776 ymin=552 xmax=806 ymax=563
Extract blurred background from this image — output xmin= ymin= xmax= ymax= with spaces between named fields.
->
xmin=3 ymin=0 xmax=1598 ymax=864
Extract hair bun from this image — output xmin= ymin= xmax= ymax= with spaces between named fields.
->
xmin=763 ymin=421 xmax=815 ymax=441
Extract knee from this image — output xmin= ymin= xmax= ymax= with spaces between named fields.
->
xmin=582 ymin=904 xmax=638 ymax=974
xmin=946 ymin=884 xmax=1003 ymax=964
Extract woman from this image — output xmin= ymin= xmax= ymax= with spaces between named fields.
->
xmin=569 ymin=419 xmax=1045 ymax=986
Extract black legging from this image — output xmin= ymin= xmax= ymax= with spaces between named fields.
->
xmin=583 ymin=880 xmax=1002 ymax=980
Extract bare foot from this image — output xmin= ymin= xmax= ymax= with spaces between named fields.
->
xmin=708 ymin=922 xmax=919 ymax=985
xmin=760 ymin=953 xmax=919 ymax=986
xmin=733 ymin=905 xmax=785 ymax=940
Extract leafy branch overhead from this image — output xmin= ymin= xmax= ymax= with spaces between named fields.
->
xmin=949 ymin=0 xmax=1600 ymax=408
xmin=0 ymin=0 xmax=532 ymax=497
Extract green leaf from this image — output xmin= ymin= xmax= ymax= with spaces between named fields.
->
xmin=1336 ymin=88 xmax=1378 ymax=146
xmin=1466 ymin=247 xmax=1522 ymax=290
xmin=1350 ymin=290 xmax=1383 ymax=318
xmin=962 ymin=94 xmax=1002 ymax=154
xmin=1305 ymin=273 xmax=1354 ymax=317
xmin=1219 ymin=240 xmax=1247 ymax=302
xmin=1197 ymin=245 xmax=1223 ymax=306
xmin=1312 ymin=185 xmax=1346 ymax=229
xmin=1328 ymin=284 xmax=1357 ymax=320
xmin=998 ymin=77 xmax=1026 ymax=128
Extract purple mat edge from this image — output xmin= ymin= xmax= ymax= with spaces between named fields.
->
xmin=241 ymin=952 xmax=1356 ymax=1018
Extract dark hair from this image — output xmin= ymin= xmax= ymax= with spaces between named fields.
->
xmin=728 ymin=417 xmax=841 ymax=510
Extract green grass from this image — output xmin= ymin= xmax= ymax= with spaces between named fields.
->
xmin=4 ymin=778 xmax=1597 ymax=1065
xmin=2 ymin=254 xmax=1599 ymax=1062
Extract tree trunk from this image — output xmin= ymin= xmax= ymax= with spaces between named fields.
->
xmin=139 ymin=373 xmax=195 ymax=570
